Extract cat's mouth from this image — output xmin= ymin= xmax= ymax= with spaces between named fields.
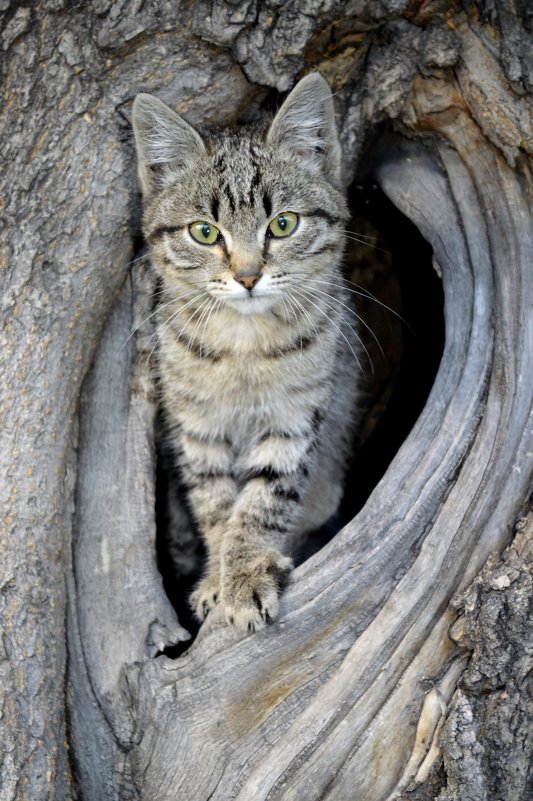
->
xmin=221 ymin=284 xmax=281 ymax=316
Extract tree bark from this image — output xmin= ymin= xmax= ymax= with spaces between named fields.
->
xmin=1 ymin=2 xmax=531 ymax=800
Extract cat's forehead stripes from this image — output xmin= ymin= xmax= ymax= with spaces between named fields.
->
xmin=210 ymin=195 xmax=219 ymax=222
xmin=262 ymin=192 xmax=272 ymax=218
xmin=207 ymin=135 xmax=273 ymax=220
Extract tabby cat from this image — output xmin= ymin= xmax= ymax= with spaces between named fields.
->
xmin=132 ymin=73 xmax=358 ymax=633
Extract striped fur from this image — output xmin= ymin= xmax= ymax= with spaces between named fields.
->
xmin=133 ymin=73 xmax=358 ymax=632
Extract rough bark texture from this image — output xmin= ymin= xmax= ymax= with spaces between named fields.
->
xmin=0 ymin=1 xmax=531 ymax=800
xmin=439 ymin=510 xmax=533 ymax=801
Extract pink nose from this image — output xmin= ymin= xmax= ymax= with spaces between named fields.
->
xmin=235 ymin=272 xmax=260 ymax=290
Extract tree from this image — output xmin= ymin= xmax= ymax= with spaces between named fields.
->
xmin=1 ymin=1 xmax=531 ymax=799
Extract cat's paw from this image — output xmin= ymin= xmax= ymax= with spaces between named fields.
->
xmin=221 ymin=549 xmax=293 ymax=633
xmin=190 ymin=572 xmax=221 ymax=621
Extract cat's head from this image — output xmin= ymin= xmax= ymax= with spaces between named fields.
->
xmin=132 ymin=73 xmax=348 ymax=316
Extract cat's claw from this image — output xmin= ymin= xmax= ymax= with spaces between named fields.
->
xmin=190 ymin=574 xmax=220 ymax=621
xmin=221 ymin=549 xmax=293 ymax=633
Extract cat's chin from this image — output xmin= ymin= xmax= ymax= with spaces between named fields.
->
xmin=223 ymin=293 xmax=279 ymax=316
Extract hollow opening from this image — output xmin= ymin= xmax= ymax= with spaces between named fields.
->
xmin=340 ymin=180 xmax=445 ymax=523
xmin=154 ymin=168 xmax=444 ymax=656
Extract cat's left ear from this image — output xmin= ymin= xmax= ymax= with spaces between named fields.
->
xmin=266 ymin=73 xmax=342 ymax=186
xmin=132 ymin=93 xmax=206 ymax=195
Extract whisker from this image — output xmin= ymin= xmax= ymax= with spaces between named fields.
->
xmin=143 ymin=296 xmax=209 ymax=368
xmin=277 ymin=294 xmax=293 ymax=335
xmin=279 ymin=294 xmax=304 ymax=364
xmin=305 ymin=283 xmax=384 ymax=358
xmin=200 ymin=297 xmax=223 ymax=355
xmin=152 ymin=293 xmax=203 ymax=343
xmin=128 ymin=252 xmax=149 ymax=268
xmin=298 ymin=286 xmax=372 ymax=374
xmin=183 ymin=297 xmax=212 ymax=355
xmin=191 ymin=296 xmax=218 ymax=355
xmin=287 ymin=294 xmax=320 ymax=339
xmin=284 ymin=290 xmax=320 ymax=339
xmin=282 ymin=292 xmax=306 ymax=362
xmin=143 ymin=294 xmax=204 ymax=365
xmin=339 ymin=232 xmax=391 ymax=255
xmin=144 ymin=338 xmax=161 ymax=368
xmin=290 ymin=286 xmax=364 ymax=374
xmin=285 ymin=292 xmax=327 ymax=362
xmin=311 ymin=276 xmax=409 ymax=329
xmin=343 ymin=229 xmax=380 ymax=243
xmin=151 ymin=283 xmax=195 ymax=299
xmin=123 ymin=288 xmax=199 ymax=348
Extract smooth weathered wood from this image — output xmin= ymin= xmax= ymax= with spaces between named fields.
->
xmin=1 ymin=2 xmax=532 ymax=799
xmin=68 ymin=264 xmax=191 ymax=801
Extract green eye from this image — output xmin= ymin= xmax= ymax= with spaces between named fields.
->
xmin=189 ymin=221 xmax=221 ymax=245
xmin=268 ymin=211 xmax=299 ymax=238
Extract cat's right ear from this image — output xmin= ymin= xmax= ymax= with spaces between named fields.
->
xmin=132 ymin=93 xmax=206 ymax=196
xmin=266 ymin=73 xmax=342 ymax=187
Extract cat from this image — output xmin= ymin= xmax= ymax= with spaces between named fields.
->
xmin=132 ymin=72 xmax=358 ymax=633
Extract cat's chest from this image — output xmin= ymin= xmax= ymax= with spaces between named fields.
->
xmin=158 ymin=305 xmax=319 ymax=398
xmin=163 ymin=341 xmax=307 ymax=401
xmin=158 ymin=333 xmax=328 ymax=441
xmin=157 ymin=303 xmax=334 ymax=441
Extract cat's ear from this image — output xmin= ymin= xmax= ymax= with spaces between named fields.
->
xmin=132 ymin=93 xmax=206 ymax=195
xmin=266 ymin=73 xmax=342 ymax=186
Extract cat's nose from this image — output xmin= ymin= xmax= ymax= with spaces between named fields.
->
xmin=234 ymin=269 xmax=261 ymax=290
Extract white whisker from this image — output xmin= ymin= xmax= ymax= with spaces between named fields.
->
xmin=194 ymin=297 xmax=220 ymax=351
xmin=152 ymin=293 xmax=203 ymax=343
xmin=143 ymin=293 xmax=204 ymax=366
xmin=284 ymin=291 xmax=325 ymax=362
xmin=282 ymin=292 xmax=306 ymax=361
xmin=184 ymin=297 xmax=212 ymax=357
xmin=127 ymin=252 xmax=149 ymax=268
xmin=339 ymin=231 xmax=390 ymax=255
xmin=305 ymin=283 xmax=384 ymax=358
xmin=290 ymin=286 xmax=364 ymax=374
xmin=277 ymin=294 xmax=293 ymax=337
xmin=300 ymin=285 xmax=373 ymax=372
xmin=200 ymin=297 xmax=223 ymax=355
xmin=342 ymin=228 xmax=380 ymax=243
xmin=123 ymin=288 xmax=199 ymax=348
xmin=311 ymin=276 xmax=409 ymax=328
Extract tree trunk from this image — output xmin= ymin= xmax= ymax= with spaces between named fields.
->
xmin=1 ymin=2 xmax=531 ymax=800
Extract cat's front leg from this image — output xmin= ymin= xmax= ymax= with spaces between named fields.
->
xmin=221 ymin=434 xmax=314 ymax=632
xmin=187 ymin=475 xmax=238 ymax=620
xmin=176 ymin=429 xmax=238 ymax=620
xmin=188 ymin=521 xmax=225 ymax=620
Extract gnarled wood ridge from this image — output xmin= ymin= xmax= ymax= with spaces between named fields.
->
xmin=1 ymin=2 xmax=531 ymax=800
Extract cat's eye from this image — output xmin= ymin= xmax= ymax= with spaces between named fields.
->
xmin=268 ymin=211 xmax=299 ymax=238
xmin=189 ymin=221 xmax=221 ymax=245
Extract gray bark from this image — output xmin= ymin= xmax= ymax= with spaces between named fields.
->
xmin=1 ymin=2 xmax=531 ymax=800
